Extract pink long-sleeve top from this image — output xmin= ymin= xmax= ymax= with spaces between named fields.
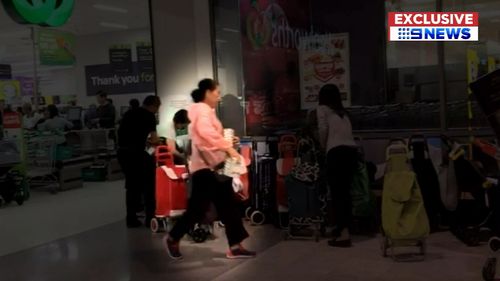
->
xmin=188 ymin=102 xmax=232 ymax=173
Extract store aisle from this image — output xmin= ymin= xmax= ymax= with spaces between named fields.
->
xmin=0 ymin=181 xmax=125 ymax=256
xmin=213 ymin=232 xmax=489 ymax=281
xmin=0 ymin=220 xmax=282 ymax=281
xmin=0 ymin=220 xmax=491 ymax=281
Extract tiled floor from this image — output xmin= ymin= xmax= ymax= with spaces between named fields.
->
xmin=0 ymin=221 xmax=495 ymax=281
xmin=0 ymin=220 xmax=282 ymax=281
xmin=0 ymin=181 xmax=125 ymax=256
xmin=0 ymin=181 xmax=497 ymax=281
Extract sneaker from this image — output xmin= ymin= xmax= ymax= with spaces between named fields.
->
xmin=164 ymin=236 xmax=183 ymax=260
xmin=327 ymin=239 xmax=352 ymax=248
xmin=226 ymin=245 xmax=256 ymax=259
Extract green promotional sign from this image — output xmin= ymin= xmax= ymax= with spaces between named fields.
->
xmin=38 ymin=29 xmax=75 ymax=65
xmin=2 ymin=0 xmax=74 ymax=27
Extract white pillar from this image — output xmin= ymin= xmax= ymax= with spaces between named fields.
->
xmin=150 ymin=0 xmax=213 ymax=135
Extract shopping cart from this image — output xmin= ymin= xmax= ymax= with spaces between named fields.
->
xmin=0 ymin=139 xmax=27 ymax=206
xmin=25 ymin=134 xmax=62 ymax=194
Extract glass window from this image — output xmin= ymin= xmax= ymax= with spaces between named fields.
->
xmin=213 ymin=0 xmax=246 ymax=136
xmin=443 ymin=0 xmax=497 ymax=129
xmin=381 ymin=0 xmax=441 ymax=130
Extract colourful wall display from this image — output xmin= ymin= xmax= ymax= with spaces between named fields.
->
xmin=299 ymin=33 xmax=350 ymax=110
xmin=0 ymin=80 xmax=21 ymax=104
xmin=241 ymin=0 xmax=311 ymax=135
xmin=38 ymin=29 xmax=76 ymax=66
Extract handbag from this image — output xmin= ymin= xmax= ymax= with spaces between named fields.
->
xmin=197 ymin=147 xmax=226 ymax=171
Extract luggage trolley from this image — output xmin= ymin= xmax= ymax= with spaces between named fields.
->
xmin=380 ymin=139 xmax=429 ymax=262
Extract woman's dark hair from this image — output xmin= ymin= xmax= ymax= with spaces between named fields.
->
xmin=318 ymin=84 xmax=346 ymax=118
xmin=143 ymin=95 xmax=161 ymax=107
xmin=173 ymin=109 xmax=189 ymax=125
xmin=191 ymin=78 xmax=219 ymax=103
xmin=129 ymin=98 xmax=140 ymax=109
xmin=47 ymin=104 xmax=59 ymax=118
xmin=96 ymin=91 xmax=107 ymax=98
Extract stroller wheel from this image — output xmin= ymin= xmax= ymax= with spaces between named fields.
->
xmin=192 ymin=228 xmax=209 ymax=243
xmin=245 ymin=207 xmax=253 ymax=220
xmin=15 ymin=198 xmax=24 ymax=206
xmin=150 ymin=218 xmax=161 ymax=233
xmin=15 ymin=195 xmax=24 ymax=206
xmin=489 ymin=237 xmax=500 ymax=253
xmin=250 ymin=211 xmax=266 ymax=225
xmin=482 ymin=257 xmax=497 ymax=281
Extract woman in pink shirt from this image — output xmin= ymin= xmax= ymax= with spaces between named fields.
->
xmin=165 ymin=79 xmax=256 ymax=260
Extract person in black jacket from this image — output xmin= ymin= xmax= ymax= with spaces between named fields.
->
xmin=96 ymin=91 xmax=117 ymax=143
xmin=96 ymin=91 xmax=116 ymax=129
xmin=117 ymin=95 xmax=161 ymax=228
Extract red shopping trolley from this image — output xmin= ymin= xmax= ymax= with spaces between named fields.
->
xmin=150 ymin=145 xmax=189 ymax=233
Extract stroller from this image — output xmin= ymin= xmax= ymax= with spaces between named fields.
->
xmin=483 ymin=237 xmax=500 ymax=281
xmin=0 ymin=140 xmax=27 ymax=206
xmin=283 ymin=135 xmax=324 ymax=242
xmin=275 ymin=135 xmax=299 ymax=228
xmin=441 ymin=136 xmax=498 ymax=246
xmin=381 ymin=139 xmax=429 ymax=261
xmin=246 ymin=138 xmax=278 ymax=225
xmin=350 ymin=141 xmax=377 ymax=235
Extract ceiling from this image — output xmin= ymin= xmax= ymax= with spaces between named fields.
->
xmin=0 ymin=0 xmax=150 ymax=36
xmin=0 ymin=0 xmax=150 ymax=75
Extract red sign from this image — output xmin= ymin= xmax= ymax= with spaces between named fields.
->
xmin=3 ymin=112 xmax=22 ymax=129
xmin=241 ymin=0 xmax=310 ymax=135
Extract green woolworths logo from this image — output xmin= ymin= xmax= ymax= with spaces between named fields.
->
xmin=2 ymin=0 xmax=74 ymax=27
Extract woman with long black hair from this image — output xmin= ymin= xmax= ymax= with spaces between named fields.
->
xmin=317 ymin=84 xmax=358 ymax=247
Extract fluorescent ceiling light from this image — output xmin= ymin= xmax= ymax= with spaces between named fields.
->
xmin=93 ymin=4 xmax=128 ymax=14
xmin=99 ymin=22 xmax=129 ymax=29
xmin=222 ymin=28 xmax=239 ymax=33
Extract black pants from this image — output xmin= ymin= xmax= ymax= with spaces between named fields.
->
xmin=169 ymin=169 xmax=249 ymax=246
xmin=327 ymin=146 xmax=358 ymax=235
xmin=117 ymin=149 xmax=156 ymax=222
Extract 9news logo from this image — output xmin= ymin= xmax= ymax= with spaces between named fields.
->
xmin=388 ymin=12 xmax=478 ymax=41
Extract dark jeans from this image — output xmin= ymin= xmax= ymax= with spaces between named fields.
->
xmin=327 ymin=146 xmax=358 ymax=236
xmin=117 ymin=149 xmax=156 ymax=222
xmin=169 ymin=169 xmax=249 ymax=246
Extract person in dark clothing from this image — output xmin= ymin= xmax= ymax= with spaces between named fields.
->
xmin=129 ymin=99 xmax=140 ymax=110
xmin=96 ymin=91 xmax=116 ymax=129
xmin=96 ymin=91 xmax=117 ymax=144
xmin=318 ymin=84 xmax=358 ymax=248
xmin=117 ymin=95 xmax=161 ymax=228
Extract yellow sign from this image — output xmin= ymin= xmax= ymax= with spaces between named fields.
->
xmin=466 ymin=48 xmax=479 ymax=91
xmin=488 ymin=56 xmax=496 ymax=73
xmin=0 ymin=80 xmax=21 ymax=102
